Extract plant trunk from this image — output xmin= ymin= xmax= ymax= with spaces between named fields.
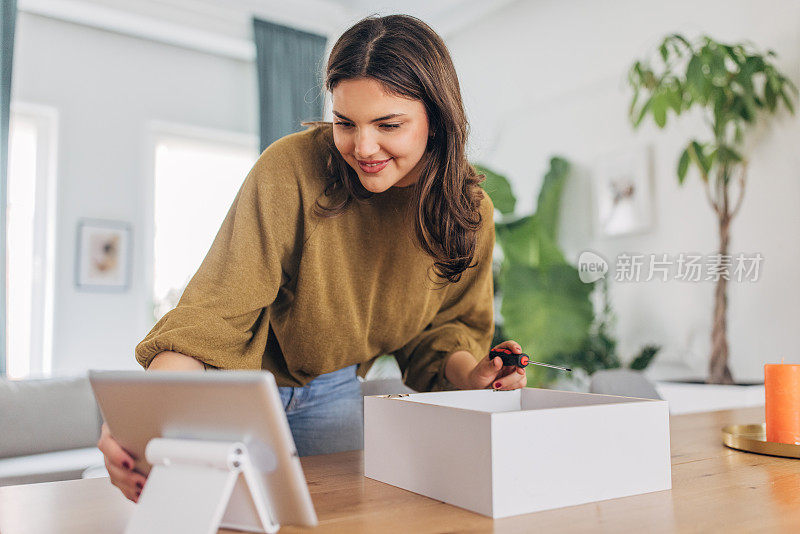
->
xmin=708 ymin=208 xmax=734 ymax=384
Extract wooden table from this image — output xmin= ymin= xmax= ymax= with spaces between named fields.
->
xmin=1 ymin=407 xmax=798 ymax=533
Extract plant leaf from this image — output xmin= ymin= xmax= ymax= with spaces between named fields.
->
xmin=677 ymin=148 xmax=690 ymax=184
xmin=652 ymin=94 xmax=667 ymax=127
xmin=666 ymin=83 xmax=683 ymax=113
xmin=717 ymin=145 xmax=742 ymax=163
xmin=474 ymin=164 xmax=516 ymax=215
xmin=495 ymin=208 xmax=569 ymax=271
xmin=686 ymin=55 xmax=705 ymax=96
xmin=671 ymin=33 xmax=691 ymax=48
xmin=632 ymin=96 xmax=652 ymax=128
xmin=762 ymin=84 xmax=775 ymax=112
xmin=495 ymin=216 xmax=538 ymax=267
xmin=689 ymin=140 xmax=710 ymax=177
xmin=780 ymin=87 xmax=796 ymax=114
xmin=629 ymin=345 xmax=660 ymax=370
xmin=534 ymin=157 xmax=570 ymax=242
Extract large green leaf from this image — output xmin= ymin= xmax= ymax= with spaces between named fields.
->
xmin=500 ymin=263 xmax=594 ymax=363
xmin=474 ymin=164 xmax=516 ymax=215
xmin=477 ymin=158 xmax=593 ymax=386
xmin=534 ymin=157 xmax=570 ymax=242
xmin=495 ymin=216 xmax=566 ymax=269
xmin=532 ymin=225 xmax=567 ymax=268
xmin=495 ymin=216 xmax=537 ymax=266
xmin=494 ymin=157 xmax=570 ymax=269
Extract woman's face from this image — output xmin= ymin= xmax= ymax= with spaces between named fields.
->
xmin=331 ymin=78 xmax=429 ymax=193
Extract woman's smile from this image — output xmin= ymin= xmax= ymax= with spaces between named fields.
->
xmin=357 ymin=158 xmax=392 ymax=173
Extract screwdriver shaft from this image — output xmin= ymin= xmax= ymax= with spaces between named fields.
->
xmin=527 ymin=360 xmax=571 ymax=372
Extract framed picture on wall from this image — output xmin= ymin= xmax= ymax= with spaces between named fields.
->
xmin=593 ymin=146 xmax=654 ymax=237
xmin=75 ymin=219 xmax=132 ymax=291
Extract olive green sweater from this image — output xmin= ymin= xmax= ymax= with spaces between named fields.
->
xmin=135 ymin=126 xmax=495 ymax=391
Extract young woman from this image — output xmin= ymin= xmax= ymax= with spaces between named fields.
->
xmin=98 ymin=14 xmax=527 ymax=503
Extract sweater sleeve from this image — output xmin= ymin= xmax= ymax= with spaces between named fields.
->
xmin=135 ymin=144 xmax=304 ymax=370
xmin=394 ymin=193 xmax=496 ymax=392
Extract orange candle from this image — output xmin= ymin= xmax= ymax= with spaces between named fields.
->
xmin=764 ymin=364 xmax=800 ymax=445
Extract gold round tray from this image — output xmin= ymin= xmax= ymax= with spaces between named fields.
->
xmin=722 ymin=423 xmax=800 ymax=459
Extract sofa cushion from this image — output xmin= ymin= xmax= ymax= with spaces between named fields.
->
xmin=0 ymin=447 xmax=104 ymax=486
xmin=0 ymin=375 xmax=102 ymax=458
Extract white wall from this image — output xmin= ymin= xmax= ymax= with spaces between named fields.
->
xmin=12 ymin=13 xmax=259 ymax=373
xmin=448 ymin=0 xmax=800 ymax=382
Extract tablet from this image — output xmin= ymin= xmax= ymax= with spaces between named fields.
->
xmin=89 ymin=370 xmax=318 ymax=530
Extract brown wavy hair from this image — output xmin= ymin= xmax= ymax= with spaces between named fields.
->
xmin=309 ymin=14 xmax=485 ymax=284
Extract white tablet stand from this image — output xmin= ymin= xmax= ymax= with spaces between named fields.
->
xmin=125 ymin=438 xmax=280 ymax=534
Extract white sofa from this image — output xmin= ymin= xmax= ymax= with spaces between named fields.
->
xmin=0 ymin=375 xmax=104 ymax=486
xmin=0 ymin=373 xmax=415 ymax=486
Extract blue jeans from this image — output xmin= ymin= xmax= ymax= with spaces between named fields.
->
xmin=278 ymin=365 xmax=364 ymax=457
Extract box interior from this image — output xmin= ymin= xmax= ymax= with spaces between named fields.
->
xmin=393 ymin=388 xmax=653 ymax=414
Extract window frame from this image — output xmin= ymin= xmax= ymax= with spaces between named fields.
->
xmin=143 ymin=120 xmax=258 ymax=328
xmin=6 ymin=102 xmax=59 ymax=378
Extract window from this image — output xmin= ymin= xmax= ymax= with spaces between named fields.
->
xmin=6 ymin=105 xmax=58 ymax=379
xmin=150 ymin=125 xmax=257 ymax=323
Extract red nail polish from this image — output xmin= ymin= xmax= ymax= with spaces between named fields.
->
xmin=494 ymin=382 xmax=501 ymax=389
xmin=122 ymin=461 xmax=131 ymax=470
xmin=136 ymin=482 xmax=143 ymax=490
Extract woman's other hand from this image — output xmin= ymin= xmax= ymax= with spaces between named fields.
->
xmin=446 ymin=340 xmax=527 ymax=390
xmin=98 ymin=351 xmax=201 ymax=502
xmin=97 ymin=422 xmax=147 ymax=503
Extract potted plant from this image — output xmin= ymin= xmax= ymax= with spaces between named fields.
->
xmin=628 ymin=34 xmax=797 ymax=385
xmin=476 ymin=160 xmax=659 ymax=389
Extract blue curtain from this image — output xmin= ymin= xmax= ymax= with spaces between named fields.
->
xmin=252 ymin=18 xmax=327 ymax=152
xmin=0 ymin=0 xmax=17 ymax=376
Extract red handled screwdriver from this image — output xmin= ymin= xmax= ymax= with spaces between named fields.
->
xmin=488 ymin=348 xmax=571 ymax=372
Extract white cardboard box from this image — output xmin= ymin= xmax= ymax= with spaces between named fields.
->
xmin=364 ymin=388 xmax=671 ymax=518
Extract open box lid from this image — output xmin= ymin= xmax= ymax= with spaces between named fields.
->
xmin=374 ymin=387 xmax=664 ymax=414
